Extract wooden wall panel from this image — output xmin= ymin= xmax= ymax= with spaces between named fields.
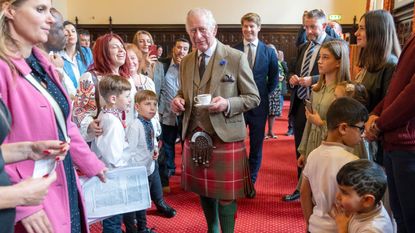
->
xmin=77 ymin=24 xmax=355 ymax=70
xmin=393 ymin=2 xmax=414 ymax=46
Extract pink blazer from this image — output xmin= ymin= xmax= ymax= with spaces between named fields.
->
xmin=0 ymin=47 xmax=105 ymax=233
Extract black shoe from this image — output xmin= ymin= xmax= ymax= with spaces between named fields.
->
xmin=155 ymin=200 xmax=176 ymax=218
xmin=167 ymin=169 xmax=176 ymax=177
xmin=282 ymin=190 xmax=300 ymax=202
xmin=246 ymin=188 xmax=256 ymax=199
xmin=285 ymin=129 xmax=294 ymax=136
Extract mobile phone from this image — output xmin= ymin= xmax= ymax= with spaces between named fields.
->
xmin=304 ymin=99 xmax=313 ymax=114
xmin=149 ymin=44 xmax=158 ymax=57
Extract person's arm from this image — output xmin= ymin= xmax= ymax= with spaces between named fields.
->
xmin=227 ymin=53 xmax=260 ymax=117
xmin=72 ymin=72 xmax=99 ymax=142
xmin=0 ymin=172 xmax=57 ymax=209
xmin=300 ymin=176 xmax=314 ymax=229
xmin=95 ymin=116 xmax=127 ymax=168
xmin=1 ymin=140 xmax=68 ymax=164
xmin=267 ymin=47 xmax=279 ymax=94
xmin=376 ymin=73 xmax=415 ymax=131
xmin=67 ymin=113 xmax=106 ymax=179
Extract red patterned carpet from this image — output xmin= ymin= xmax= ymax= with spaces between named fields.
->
xmin=90 ymin=101 xmax=305 ymax=232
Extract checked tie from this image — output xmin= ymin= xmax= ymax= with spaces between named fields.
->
xmin=297 ymin=41 xmax=316 ymax=100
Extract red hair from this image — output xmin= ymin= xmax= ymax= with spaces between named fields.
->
xmin=89 ymin=33 xmax=130 ymax=77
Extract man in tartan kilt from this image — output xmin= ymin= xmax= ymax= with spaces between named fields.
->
xmin=171 ymin=8 xmax=260 ymax=233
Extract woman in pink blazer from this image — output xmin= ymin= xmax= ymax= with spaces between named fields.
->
xmin=0 ymin=0 xmax=106 ymax=232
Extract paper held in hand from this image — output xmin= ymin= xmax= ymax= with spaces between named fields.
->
xmin=81 ymin=166 xmax=151 ymax=224
xmin=32 ymin=159 xmax=57 ymax=178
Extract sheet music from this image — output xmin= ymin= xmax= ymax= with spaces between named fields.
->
xmin=81 ymin=166 xmax=151 ymax=223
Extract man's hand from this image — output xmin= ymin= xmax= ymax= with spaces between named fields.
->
xmin=87 ymin=119 xmax=103 ymax=137
xmin=289 ymin=75 xmax=300 ymax=86
xmin=171 ymin=97 xmax=185 ymax=113
xmin=209 ymin=96 xmax=228 ymax=113
xmin=299 ymin=76 xmax=312 ymax=87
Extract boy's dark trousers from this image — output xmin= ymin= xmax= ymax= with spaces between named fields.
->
xmin=123 ymin=163 xmax=163 ymax=232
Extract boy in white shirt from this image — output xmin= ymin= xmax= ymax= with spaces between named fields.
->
xmin=300 ymin=97 xmax=368 ymax=233
xmin=125 ymin=90 xmax=175 ymax=233
xmin=330 ymin=159 xmax=393 ymax=233
xmin=90 ymin=75 xmax=131 ymax=232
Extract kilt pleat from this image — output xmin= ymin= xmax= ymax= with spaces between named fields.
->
xmin=181 ymin=138 xmax=254 ymax=200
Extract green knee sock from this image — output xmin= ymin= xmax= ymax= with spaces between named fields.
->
xmin=200 ymin=196 xmax=220 ymax=233
xmin=218 ymin=201 xmax=237 ymax=233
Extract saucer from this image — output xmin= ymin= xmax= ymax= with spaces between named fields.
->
xmin=195 ymin=103 xmax=214 ymax=109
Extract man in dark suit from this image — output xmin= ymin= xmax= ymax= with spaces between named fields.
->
xmin=283 ymin=9 xmax=334 ymax=201
xmin=171 ymin=8 xmax=260 ymax=232
xmin=234 ymin=12 xmax=279 ymax=187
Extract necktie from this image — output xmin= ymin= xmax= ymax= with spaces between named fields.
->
xmin=199 ymin=53 xmax=206 ymax=80
xmin=247 ymin=43 xmax=254 ymax=69
xmin=297 ymin=41 xmax=316 ymax=100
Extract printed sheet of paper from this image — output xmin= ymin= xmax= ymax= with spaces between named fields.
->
xmin=82 ymin=166 xmax=150 ymax=223
xmin=32 ymin=159 xmax=57 ymax=178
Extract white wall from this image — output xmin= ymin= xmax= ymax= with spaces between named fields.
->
xmin=52 ymin=0 xmax=67 ymax=18
xmin=54 ymin=0 xmax=366 ymax=25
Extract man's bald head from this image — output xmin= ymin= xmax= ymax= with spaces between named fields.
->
xmin=44 ymin=8 xmax=67 ymax=52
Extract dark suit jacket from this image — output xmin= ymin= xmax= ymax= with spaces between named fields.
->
xmin=289 ymin=35 xmax=334 ymax=114
xmin=234 ymin=40 xmax=279 ymax=116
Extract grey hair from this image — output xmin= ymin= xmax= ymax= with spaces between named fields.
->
xmin=185 ymin=8 xmax=217 ymax=32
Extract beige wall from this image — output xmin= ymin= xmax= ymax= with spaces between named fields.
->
xmin=54 ymin=0 xmax=366 ymax=25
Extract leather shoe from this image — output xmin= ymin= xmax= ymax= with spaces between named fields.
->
xmin=282 ymin=190 xmax=300 ymax=202
xmin=155 ymin=199 xmax=176 ymax=218
xmin=285 ymin=129 xmax=294 ymax=136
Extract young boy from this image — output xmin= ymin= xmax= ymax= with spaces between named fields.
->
xmin=90 ymin=75 xmax=132 ymax=232
xmin=330 ymin=159 xmax=393 ymax=233
xmin=125 ymin=90 xmax=174 ymax=233
xmin=300 ymin=97 xmax=368 ymax=233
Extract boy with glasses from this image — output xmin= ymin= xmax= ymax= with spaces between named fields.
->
xmin=300 ymin=97 xmax=368 ymax=233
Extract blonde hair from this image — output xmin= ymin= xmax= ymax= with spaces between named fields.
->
xmin=313 ymin=40 xmax=350 ymax=92
xmin=132 ymin=30 xmax=154 ymax=48
xmin=0 ymin=0 xmax=25 ymax=72
xmin=241 ymin=12 xmax=261 ymax=27
xmin=134 ymin=89 xmax=157 ymax=104
xmin=125 ymin=43 xmax=145 ymax=74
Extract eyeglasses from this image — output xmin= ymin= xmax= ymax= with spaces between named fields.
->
xmin=348 ymin=125 xmax=365 ymax=134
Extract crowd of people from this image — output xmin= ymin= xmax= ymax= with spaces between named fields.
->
xmin=0 ymin=0 xmax=414 ymax=233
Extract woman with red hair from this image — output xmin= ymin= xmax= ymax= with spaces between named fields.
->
xmin=73 ymin=33 xmax=130 ymax=142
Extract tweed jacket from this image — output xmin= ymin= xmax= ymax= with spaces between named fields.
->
xmin=177 ymin=40 xmax=260 ymax=142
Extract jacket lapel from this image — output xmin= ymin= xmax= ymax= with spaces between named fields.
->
xmin=209 ymin=42 xmax=227 ymax=95
xmin=187 ymin=51 xmax=197 ymax=103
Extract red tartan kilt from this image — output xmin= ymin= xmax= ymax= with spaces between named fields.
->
xmin=181 ymin=138 xmax=254 ymax=200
